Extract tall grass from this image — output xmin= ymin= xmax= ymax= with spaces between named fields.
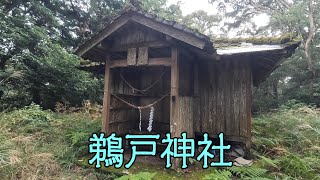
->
xmin=252 ymin=101 xmax=320 ymax=179
xmin=0 ymin=101 xmax=319 ymax=179
xmin=0 ymin=103 xmax=104 ymax=179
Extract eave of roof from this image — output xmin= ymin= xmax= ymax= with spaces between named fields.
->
xmin=217 ymin=44 xmax=283 ymax=55
xmin=214 ymin=33 xmax=301 ymax=55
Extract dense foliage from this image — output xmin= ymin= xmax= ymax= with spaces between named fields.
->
xmin=0 ymin=0 xmax=116 ymax=110
xmin=0 ymin=0 xmax=187 ymax=111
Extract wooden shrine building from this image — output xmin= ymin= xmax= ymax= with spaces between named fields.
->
xmin=75 ymin=8 xmax=299 ymax=149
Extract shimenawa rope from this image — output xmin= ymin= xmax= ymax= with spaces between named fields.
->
xmin=111 ymin=93 xmax=169 ymax=132
xmin=120 ymin=69 xmax=167 ymax=93
xmin=116 ymin=69 xmax=168 ymax=132
xmin=111 ymin=93 xmax=169 ymax=110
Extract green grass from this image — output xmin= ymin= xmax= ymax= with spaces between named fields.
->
xmin=0 ymin=102 xmax=319 ymax=179
xmin=0 ymin=104 xmax=104 ymax=179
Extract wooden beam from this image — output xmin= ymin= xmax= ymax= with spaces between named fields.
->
xmin=109 ymin=41 xmax=170 ymax=52
xmin=75 ymin=15 xmax=130 ymax=56
xmin=102 ymin=54 xmax=112 ymax=134
xmin=127 ymin=48 xmax=137 ymax=66
xmin=110 ymin=60 xmax=127 ymax=68
xmin=110 ymin=58 xmax=171 ymax=68
xmin=137 ymin=47 xmax=149 ymax=65
xmin=149 ymin=58 xmax=171 ymax=66
xmin=131 ymin=15 xmax=207 ymax=50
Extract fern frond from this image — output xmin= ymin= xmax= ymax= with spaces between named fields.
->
xmin=228 ymin=166 xmax=268 ymax=178
xmin=202 ymin=170 xmax=232 ymax=180
xmin=258 ymin=155 xmax=279 ymax=168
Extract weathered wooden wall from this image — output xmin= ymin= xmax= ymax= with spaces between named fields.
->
xmin=176 ymin=52 xmax=195 ymax=137
xmin=196 ymin=57 xmax=253 ymax=144
xmin=104 ymin=23 xmax=253 ymax=146
xmin=107 ymin=22 xmax=166 ymax=49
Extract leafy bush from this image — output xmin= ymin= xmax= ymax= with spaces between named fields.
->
xmin=1 ymin=103 xmax=51 ymax=134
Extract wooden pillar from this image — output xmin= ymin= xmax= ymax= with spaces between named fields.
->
xmin=170 ymin=47 xmax=179 ymax=134
xmin=170 ymin=47 xmax=180 ymax=169
xmin=102 ymin=54 xmax=112 ymax=134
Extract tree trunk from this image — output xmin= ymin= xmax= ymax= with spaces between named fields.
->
xmin=272 ymin=79 xmax=278 ymax=100
xmin=304 ymin=0 xmax=316 ymax=97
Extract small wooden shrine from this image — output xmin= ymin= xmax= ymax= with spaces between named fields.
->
xmin=75 ymin=8 xmax=299 ymax=150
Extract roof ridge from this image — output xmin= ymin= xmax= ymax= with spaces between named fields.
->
xmin=121 ymin=7 xmax=212 ymax=43
xmin=74 ymin=6 xmax=214 ymax=55
xmin=214 ymin=33 xmax=301 ymax=47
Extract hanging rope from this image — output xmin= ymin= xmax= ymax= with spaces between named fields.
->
xmin=138 ymin=107 xmax=142 ymax=131
xmin=111 ymin=93 xmax=170 ymax=110
xmin=147 ymin=106 xmax=154 ymax=132
xmin=112 ymin=93 xmax=169 ymax=132
xmin=120 ymin=69 xmax=167 ymax=93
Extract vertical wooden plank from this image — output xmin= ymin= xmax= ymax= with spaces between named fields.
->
xmin=137 ymin=47 xmax=149 ymax=65
xmin=179 ymin=60 xmax=193 ymax=96
xmin=127 ymin=48 xmax=137 ymax=66
xmin=233 ymin=60 xmax=241 ymax=138
xmin=246 ymin=60 xmax=253 ymax=148
xmin=217 ymin=62 xmax=225 ymax=133
xmin=199 ymin=62 xmax=209 ymax=133
xmin=224 ymin=60 xmax=231 ymax=135
xmin=209 ymin=62 xmax=217 ymax=135
xmin=239 ymin=60 xmax=248 ymax=138
xmin=179 ymin=97 xmax=193 ymax=136
xmin=193 ymin=63 xmax=201 ymax=133
xmin=102 ymin=54 xmax=112 ymax=134
xmin=225 ymin=60 xmax=234 ymax=136
xmin=229 ymin=60 xmax=236 ymax=136
xmin=193 ymin=62 xmax=200 ymax=96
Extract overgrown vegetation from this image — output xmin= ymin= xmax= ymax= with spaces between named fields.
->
xmin=0 ymin=102 xmax=319 ymax=179
xmin=0 ymin=103 xmax=106 ymax=179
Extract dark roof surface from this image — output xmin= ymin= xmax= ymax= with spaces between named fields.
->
xmin=74 ymin=6 xmax=213 ymax=56
xmin=74 ymin=6 xmax=300 ymax=58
